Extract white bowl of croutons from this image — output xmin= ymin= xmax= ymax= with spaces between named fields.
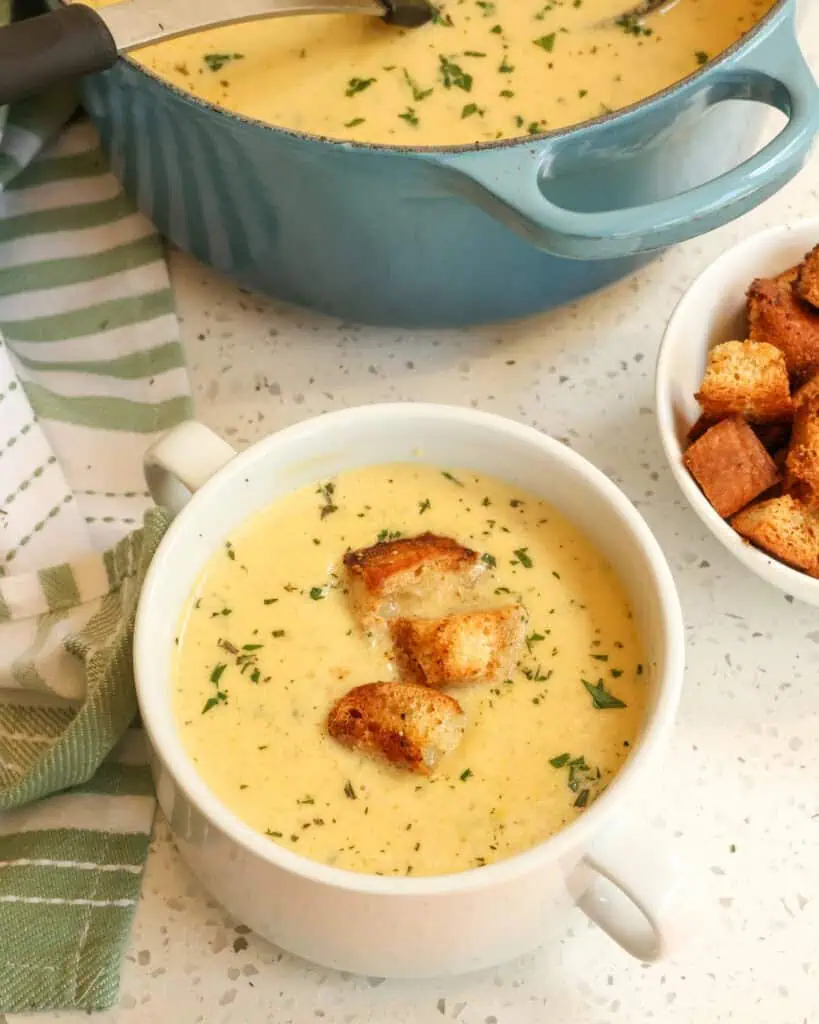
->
xmin=657 ymin=220 xmax=819 ymax=604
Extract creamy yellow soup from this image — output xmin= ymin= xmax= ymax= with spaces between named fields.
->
xmin=173 ymin=464 xmax=648 ymax=877
xmin=84 ymin=0 xmax=775 ymax=145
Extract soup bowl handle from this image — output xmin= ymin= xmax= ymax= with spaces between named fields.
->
xmin=144 ymin=421 xmax=237 ymax=517
xmin=425 ymin=16 xmax=818 ymax=260
xmin=569 ymin=816 xmax=686 ymax=961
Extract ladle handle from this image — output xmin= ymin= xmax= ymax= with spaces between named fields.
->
xmin=0 ymin=6 xmax=118 ymax=106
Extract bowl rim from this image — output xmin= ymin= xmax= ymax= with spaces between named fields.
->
xmin=60 ymin=0 xmax=793 ymax=156
xmin=135 ymin=403 xmax=686 ymax=896
xmin=655 ymin=217 xmax=819 ymax=602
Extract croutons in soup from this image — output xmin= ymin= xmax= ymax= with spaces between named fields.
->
xmin=173 ymin=463 xmax=647 ymax=876
xmin=82 ymin=0 xmax=776 ymax=145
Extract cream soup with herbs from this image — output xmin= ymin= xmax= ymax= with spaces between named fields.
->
xmin=173 ymin=464 xmax=647 ymax=877
xmin=83 ymin=0 xmax=775 ymax=145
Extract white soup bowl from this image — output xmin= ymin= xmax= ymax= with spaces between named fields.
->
xmin=136 ymin=403 xmax=686 ymax=978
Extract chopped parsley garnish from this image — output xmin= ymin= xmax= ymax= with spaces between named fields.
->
xmin=202 ymin=691 xmax=227 ymax=714
xmin=418 ymin=498 xmax=431 ymax=514
xmin=461 ymin=102 xmax=483 ymax=118
xmin=583 ymin=679 xmax=627 ymax=709
xmin=346 ymin=77 xmax=376 ymax=96
xmin=481 ymin=552 xmax=497 ymax=568
xmin=209 ymin=663 xmax=227 ymax=685
xmin=439 ymin=56 xmax=473 ymax=92
xmin=309 ymin=586 xmax=325 ymax=600
xmin=513 ymin=547 xmax=533 ymax=568
xmin=549 ymin=752 xmax=571 ymax=769
xmin=430 ymin=4 xmax=453 ymax=26
xmin=344 ymin=780 xmax=357 ymax=799
xmin=533 ymin=33 xmax=556 ymax=52
xmin=441 ymin=471 xmax=465 ymax=486
xmin=376 ymin=528 xmax=402 ymax=542
xmin=263 ymin=597 xmax=278 ymax=605
xmin=203 ymin=53 xmax=244 ymax=72
xmin=403 ymin=69 xmax=433 ymax=101
xmin=317 ymin=481 xmax=338 ymax=519
xmin=460 ymin=768 xmax=473 ymax=781
xmin=399 ymin=107 xmax=420 ymax=126
xmin=344 ymin=117 xmax=365 ymax=128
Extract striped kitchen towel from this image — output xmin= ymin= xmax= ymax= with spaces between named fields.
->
xmin=0 ymin=82 xmax=193 ymax=1013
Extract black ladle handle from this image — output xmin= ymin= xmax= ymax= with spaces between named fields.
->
xmin=0 ymin=5 xmax=118 ymax=106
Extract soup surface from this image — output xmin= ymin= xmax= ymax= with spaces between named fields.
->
xmin=85 ymin=0 xmax=775 ymax=145
xmin=173 ymin=463 xmax=647 ymax=877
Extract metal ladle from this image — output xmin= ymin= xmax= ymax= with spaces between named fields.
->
xmin=605 ymin=0 xmax=682 ymax=26
xmin=0 ymin=0 xmax=434 ymax=106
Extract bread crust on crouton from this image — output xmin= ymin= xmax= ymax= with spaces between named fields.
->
xmin=748 ymin=276 xmax=819 ymax=381
xmin=327 ymin=682 xmax=465 ymax=774
xmin=684 ymin=416 xmax=779 ymax=518
xmin=796 ymin=245 xmax=819 ymax=310
xmin=732 ymin=495 xmax=819 ymax=576
xmin=793 ymin=371 xmax=819 ymax=411
xmin=695 ymin=341 xmax=792 ymax=423
xmin=391 ymin=605 xmax=527 ymax=688
xmin=786 ymin=394 xmax=819 ymax=508
xmin=344 ymin=532 xmax=481 ymax=625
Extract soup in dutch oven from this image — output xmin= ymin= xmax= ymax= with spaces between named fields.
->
xmin=83 ymin=0 xmax=776 ymax=144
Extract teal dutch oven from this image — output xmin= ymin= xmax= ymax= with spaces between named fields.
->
xmin=38 ymin=0 xmax=819 ymax=325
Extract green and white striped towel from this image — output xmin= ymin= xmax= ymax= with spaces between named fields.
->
xmin=0 ymin=87 xmax=193 ymax=1013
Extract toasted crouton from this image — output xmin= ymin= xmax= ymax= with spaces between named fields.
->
xmin=786 ymin=395 xmax=819 ymax=507
xmin=391 ymin=605 xmax=527 ymax=688
xmin=796 ymin=245 xmax=819 ymax=309
xmin=695 ymin=341 xmax=792 ymax=422
xmin=343 ymin=533 xmax=481 ymax=626
xmin=684 ymin=416 xmax=779 ymax=518
xmin=793 ymin=371 xmax=819 ymax=410
xmin=327 ymin=682 xmax=465 ymax=774
xmin=732 ymin=495 xmax=819 ymax=576
xmin=748 ymin=276 xmax=819 ymax=380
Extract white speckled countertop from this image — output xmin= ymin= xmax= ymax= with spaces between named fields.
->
xmin=12 ymin=15 xmax=819 ymax=1023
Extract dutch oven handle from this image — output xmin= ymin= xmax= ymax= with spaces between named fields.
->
xmin=425 ymin=24 xmax=819 ymax=261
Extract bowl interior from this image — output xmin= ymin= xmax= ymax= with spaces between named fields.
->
xmin=136 ymin=405 xmax=683 ymax=891
xmin=656 ymin=219 xmax=819 ymax=602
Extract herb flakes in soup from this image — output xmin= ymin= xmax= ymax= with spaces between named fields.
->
xmin=173 ymin=463 xmax=649 ymax=877
xmin=82 ymin=0 xmax=776 ymax=146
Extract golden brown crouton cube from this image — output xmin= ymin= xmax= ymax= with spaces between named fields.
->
xmin=732 ymin=495 xmax=819 ymax=576
xmin=343 ymin=532 xmax=481 ymax=626
xmin=327 ymin=682 xmax=465 ymax=774
xmin=786 ymin=395 xmax=819 ymax=508
xmin=796 ymin=245 xmax=819 ymax=309
xmin=695 ymin=341 xmax=792 ymax=423
xmin=684 ymin=416 xmax=779 ymax=518
xmin=747 ymin=276 xmax=819 ymax=381
xmin=793 ymin=371 xmax=819 ymax=410
xmin=391 ymin=605 xmax=527 ymax=688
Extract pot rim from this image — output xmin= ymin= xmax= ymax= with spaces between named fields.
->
xmin=134 ymin=402 xmax=686 ymax=898
xmin=67 ymin=0 xmax=791 ymax=155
